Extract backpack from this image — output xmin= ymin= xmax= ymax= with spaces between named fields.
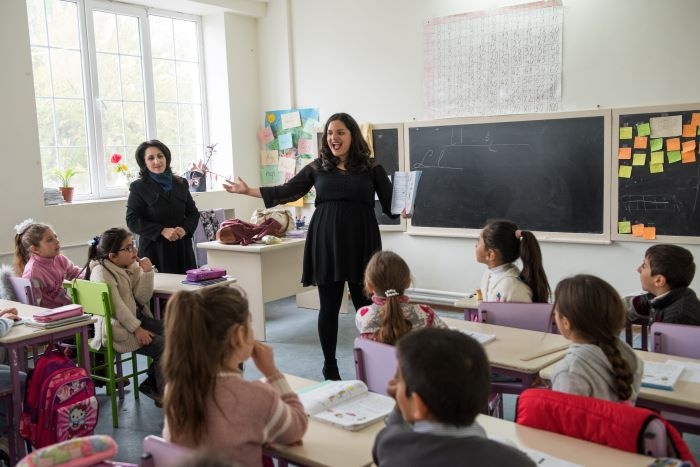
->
xmin=20 ymin=344 xmax=98 ymax=448
xmin=215 ymin=218 xmax=283 ymax=245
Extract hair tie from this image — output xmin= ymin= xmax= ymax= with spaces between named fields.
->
xmin=514 ymin=229 xmax=523 ymax=240
xmin=385 ymin=289 xmax=399 ymax=298
xmin=88 ymin=235 xmax=100 ymax=247
xmin=14 ymin=218 xmax=34 ymax=236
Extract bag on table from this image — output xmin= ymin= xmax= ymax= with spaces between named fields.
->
xmin=250 ymin=208 xmax=294 ymax=235
xmin=215 ymin=218 xmax=283 ymax=246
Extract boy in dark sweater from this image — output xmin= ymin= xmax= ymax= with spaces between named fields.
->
xmin=628 ymin=244 xmax=700 ymax=326
xmin=372 ymin=327 xmax=534 ymax=467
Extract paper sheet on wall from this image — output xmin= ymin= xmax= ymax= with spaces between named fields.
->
xmin=423 ymin=0 xmax=562 ymax=118
xmin=650 ymin=115 xmax=682 ymax=138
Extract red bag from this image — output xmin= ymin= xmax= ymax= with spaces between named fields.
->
xmin=215 ymin=218 xmax=283 ymax=246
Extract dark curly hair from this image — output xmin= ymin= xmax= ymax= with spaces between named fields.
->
xmin=318 ymin=113 xmax=373 ymax=173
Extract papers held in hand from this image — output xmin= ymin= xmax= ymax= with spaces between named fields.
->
xmin=390 ymin=171 xmax=422 ymax=215
xmin=298 ymin=380 xmax=395 ymax=431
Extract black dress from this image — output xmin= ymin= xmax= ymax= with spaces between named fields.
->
xmin=260 ymin=159 xmax=396 ymax=287
xmin=126 ymin=176 xmax=200 ymax=274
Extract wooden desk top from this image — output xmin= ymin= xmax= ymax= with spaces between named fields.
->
xmin=196 ymin=237 xmax=305 ymax=253
xmin=0 ymin=299 xmax=96 ymax=344
xmin=153 ymin=273 xmax=237 ymax=295
xmin=540 ymin=349 xmax=700 ymax=411
xmin=442 ymin=317 xmax=568 ymax=374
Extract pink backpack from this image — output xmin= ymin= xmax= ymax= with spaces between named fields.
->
xmin=20 ymin=344 xmax=98 ymax=448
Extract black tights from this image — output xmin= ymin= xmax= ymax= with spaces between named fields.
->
xmin=317 ymin=281 xmax=371 ymax=367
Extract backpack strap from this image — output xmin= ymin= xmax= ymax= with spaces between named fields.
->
xmin=659 ymin=417 xmax=698 ymax=467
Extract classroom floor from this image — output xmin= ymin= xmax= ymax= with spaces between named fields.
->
xmin=93 ymin=297 xmax=700 ymax=464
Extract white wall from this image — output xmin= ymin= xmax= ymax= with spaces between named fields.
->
xmin=257 ymin=0 xmax=700 ymax=295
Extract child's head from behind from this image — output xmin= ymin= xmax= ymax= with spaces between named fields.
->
xmin=13 ymin=219 xmax=58 ymax=274
xmin=640 ymin=244 xmax=695 ymax=294
xmin=395 ymin=327 xmax=490 ymax=426
xmin=162 ymin=286 xmax=251 ymax=444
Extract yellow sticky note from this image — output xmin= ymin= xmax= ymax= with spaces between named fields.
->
xmin=682 ymin=124 xmax=697 ymax=138
xmin=682 ymin=151 xmax=697 ymax=163
xmin=632 ymin=224 xmax=645 ymax=237
xmin=636 ymin=122 xmax=651 ymax=136
xmin=650 ymin=138 xmax=663 ymax=152
xmin=668 ymin=151 xmax=682 ymax=164
xmin=682 ymin=140 xmax=696 ymax=153
xmin=667 ymin=138 xmax=681 ymax=151
xmin=618 ymin=165 xmax=632 ymax=178
xmin=650 ymin=163 xmax=664 ymax=173
xmin=618 ymin=147 xmax=632 ymax=160
xmin=632 ymin=153 xmax=646 ymax=166
xmin=634 ymin=136 xmax=647 ymax=149
xmin=619 ymin=127 xmax=633 ymax=139
xmin=285 ymin=197 xmax=304 ymax=207
xmin=692 ymin=113 xmax=700 ymax=127
xmin=650 ymin=151 xmax=664 ymax=164
xmin=643 ymin=227 xmax=656 ymax=240
xmin=618 ymin=221 xmax=632 ymax=234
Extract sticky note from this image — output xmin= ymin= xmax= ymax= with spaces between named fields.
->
xmin=618 ymin=147 xmax=632 ymax=160
xmin=650 ymin=115 xmax=682 ymax=138
xmin=260 ymin=166 xmax=280 ymax=185
xmin=257 ymin=126 xmax=274 ymax=145
xmin=632 ymin=224 xmax=644 ymax=237
xmin=682 ymin=151 xmax=697 ymax=163
xmin=666 ymin=138 xmax=681 ymax=151
xmin=636 ymin=122 xmax=651 ymax=136
xmin=281 ymin=111 xmax=302 ymax=129
xmin=260 ymin=149 xmax=279 ymax=166
xmin=298 ymin=155 xmax=314 ymax=168
xmin=285 ymin=197 xmax=304 ymax=207
xmin=692 ymin=113 xmax=700 ymax=127
xmin=618 ymin=165 xmax=632 ymax=178
xmin=667 ymin=151 xmax=682 ymax=164
xmin=619 ymin=127 xmax=633 ymax=139
xmin=682 ymin=140 xmax=696 ymax=153
xmin=650 ymin=151 xmax=664 ymax=164
xmin=632 ymin=153 xmax=646 ymax=166
xmin=278 ymin=155 xmax=296 ymax=173
xmin=297 ymin=138 xmax=313 ymax=155
xmin=303 ymin=118 xmax=321 ymax=133
xmin=618 ymin=221 xmax=632 ymax=234
xmin=650 ymin=163 xmax=664 ymax=173
xmin=643 ymin=227 xmax=656 ymax=240
xmin=650 ymin=138 xmax=663 ymax=152
xmin=634 ymin=136 xmax=647 ymax=149
xmin=277 ymin=132 xmax=293 ymax=150
xmin=682 ymin=124 xmax=697 ymax=138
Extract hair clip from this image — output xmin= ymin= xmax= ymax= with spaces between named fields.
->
xmin=385 ymin=289 xmax=399 ymax=298
xmin=14 ymin=218 xmax=34 ymax=236
xmin=515 ymin=229 xmax=523 ymax=239
xmin=88 ymin=235 xmax=100 ymax=247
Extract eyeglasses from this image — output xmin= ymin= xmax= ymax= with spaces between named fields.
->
xmin=118 ymin=243 xmax=137 ymax=253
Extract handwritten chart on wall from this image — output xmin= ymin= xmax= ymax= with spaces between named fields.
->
xmin=406 ymin=110 xmax=610 ymax=243
xmin=423 ymin=0 xmax=562 ymax=119
xmin=613 ymin=105 xmax=700 ymax=243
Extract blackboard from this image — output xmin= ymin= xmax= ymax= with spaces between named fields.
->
xmin=612 ymin=104 xmax=700 ymax=243
xmin=405 ymin=110 xmax=611 ymax=242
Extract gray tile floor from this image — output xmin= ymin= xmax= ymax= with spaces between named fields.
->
xmin=95 ymin=298 xmax=700 ymax=464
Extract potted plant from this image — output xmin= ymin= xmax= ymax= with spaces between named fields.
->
xmin=52 ymin=166 xmax=80 ymax=203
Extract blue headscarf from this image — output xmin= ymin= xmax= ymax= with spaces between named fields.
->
xmin=149 ymin=170 xmax=173 ymax=192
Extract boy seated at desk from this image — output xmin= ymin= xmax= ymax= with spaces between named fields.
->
xmin=372 ymin=327 xmax=534 ymax=466
xmin=627 ymin=244 xmax=700 ymax=326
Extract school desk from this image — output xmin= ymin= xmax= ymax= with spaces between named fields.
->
xmin=266 ymin=374 xmax=654 ymax=467
xmin=151 ymin=273 xmax=237 ymax=319
xmin=0 ymin=298 xmax=95 ymax=461
xmin=442 ymin=317 xmax=568 ymax=392
xmin=196 ymin=238 xmax=313 ymax=340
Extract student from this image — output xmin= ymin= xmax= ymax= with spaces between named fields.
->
xmin=162 ymin=287 xmax=307 ymax=466
xmin=356 ymin=251 xmax=447 ymax=345
xmin=627 ymin=244 xmax=700 ymax=326
xmin=475 ymin=219 xmax=550 ymax=303
xmin=14 ymin=219 xmax=83 ymax=308
xmin=84 ymin=228 xmax=163 ymax=404
xmin=0 ymin=307 xmax=25 ymax=465
xmin=551 ymin=275 xmax=643 ymax=403
xmin=372 ymin=327 xmax=534 ymax=466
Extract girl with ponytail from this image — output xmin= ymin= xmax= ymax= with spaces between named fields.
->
xmin=551 ymin=274 xmax=643 ymax=402
xmin=356 ymin=251 xmax=447 ymax=347
xmin=162 ymin=286 xmax=307 ymax=465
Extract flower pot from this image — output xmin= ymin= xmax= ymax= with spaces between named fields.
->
xmin=59 ymin=187 xmax=75 ymax=203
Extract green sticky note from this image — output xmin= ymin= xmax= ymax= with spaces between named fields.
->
xmin=650 ymin=151 xmax=664 ymax=164
xmin=636 ymin=122 xmax=651 ymax=136
xmin=619 ymin=127 xmax=633 ymax=139
xmin=632 ymin=153 xmax=646 ymax=166
xmin=650 ymin=163 xmax=664 ymax=173
xmin=650 ymin=138 xmax=663 ymax=152
xmin=667 ymin=150 xmax=682 ymax=163
xmin=618 ymin=221 xmax=632 ymax=234
xmin=260 ymin=166 xmax=280 ymax=185
xmin=618 ymin=165 xmax=632 ymax=178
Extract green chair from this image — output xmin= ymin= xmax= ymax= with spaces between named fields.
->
xmin=70 ymin=279 xmax=148 ymax=428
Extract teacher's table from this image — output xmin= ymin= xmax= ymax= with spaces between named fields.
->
xmin=267 ymin=374 xmax=653 ymax=467
xmin=0 ymin=299 xmax=95 ymax=461
xmin=151 ymin=273 xmax=237 ymax=319
xmin=443 ymin=317 xmax=568 ymax=392
xmin=197 ymin=239 xmax=312 ymax=340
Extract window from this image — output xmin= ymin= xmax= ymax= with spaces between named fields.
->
xmin=27 ymin=0 xmax=208 ymax=200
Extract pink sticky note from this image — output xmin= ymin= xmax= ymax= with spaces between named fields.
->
xmin=257 ymin=126 xmax=274 ymax=145
xmin=297 ymin=138 xmax=313 ymax=155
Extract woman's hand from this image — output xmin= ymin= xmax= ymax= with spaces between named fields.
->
xmin=135 ymin=326 xmax=154 ymax=345
xmin=223 ymin=177 xmax=250 ymax=195
xmin=251 ymin=341 xmax=278 ymax=378
xmin=161 ymin=227 xmax=179 ymax=241
xmin=175 ymin=227 xmax=186 ymax=239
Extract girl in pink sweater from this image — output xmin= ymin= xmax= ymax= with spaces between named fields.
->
xmin=14 ymin=219 xmax=83 ymax=308
xmin=162 ymin=286 xmax=307 ymax=466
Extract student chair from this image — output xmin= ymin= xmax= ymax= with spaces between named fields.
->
xmin=477 ymin=301 xmax=556 ymax=333
xmin=625 ymin=317 xmax=650 ymax=351
xmin=650 ymin=322 xmax=700 ymax=359
xmin=141 ymin=435 xmax=194 ymax=467
xmin=7 ymin=276 xmax=35 ymax=305
xmin=70 ymin=279 xmax=149 ymax=428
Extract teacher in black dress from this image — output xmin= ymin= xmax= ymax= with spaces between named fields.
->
xmin=126 ymin=140 xmax=200 ymax=274
xmin=223 ymin=113 xmax=398 ymax=380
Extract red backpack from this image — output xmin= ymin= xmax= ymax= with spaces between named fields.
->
xmin=20 ymin=344 xmax=98 ymax=448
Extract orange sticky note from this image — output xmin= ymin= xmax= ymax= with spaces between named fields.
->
xmin=634 ymin=136 xmax=647 ymax=149
xmin=691 ymin=113 xmax=700 ymax=126
xmin=618 ymin=147 xmax=632 ymax=159
xmin=643 ymin=227 xmax=656 ymax=240
xmin=666 ymin=138 xmax=681 ymax=151
xmin=631 ymin=224 xmax=645 ymax=237
xmin=682 ymin=140 xmax=696 ymax=153
xmin=682 ymin=151 xmax=697 ymax=163
xmin=682 ymin=124 xmax=697 ymax=138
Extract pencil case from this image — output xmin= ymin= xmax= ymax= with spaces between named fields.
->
xmin=185 ymin=267 xmax=227 ymax=282
xmin=33 ymin=304 xmax=83 ymax=323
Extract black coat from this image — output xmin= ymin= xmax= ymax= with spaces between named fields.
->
xmin=126 ymin=175 xmax=199 ymax=274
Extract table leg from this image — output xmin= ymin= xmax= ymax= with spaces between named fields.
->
xmin=79 ymin=327 xmax=91 ymax=372
xmin=9 ymin=345 xmax=26 ymax=460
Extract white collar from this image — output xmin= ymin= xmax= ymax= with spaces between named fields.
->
xmin=413 ymin=420 xmax=486 ymax=438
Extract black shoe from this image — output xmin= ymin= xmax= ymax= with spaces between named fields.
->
xmin=138 ymin=378 xmax=162 ymax=407
xmin=322 ymin=364 xmax=341 ymax=381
